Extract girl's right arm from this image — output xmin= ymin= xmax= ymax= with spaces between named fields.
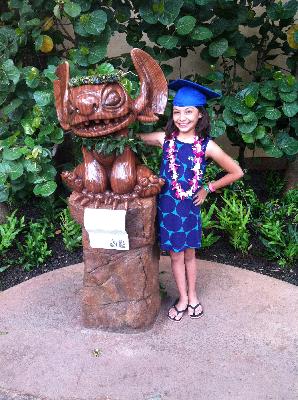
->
xmin=138 ymin=131 xmax=166 ymax=147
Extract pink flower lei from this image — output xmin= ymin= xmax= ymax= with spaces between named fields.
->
xmin=166 ymin=131 xmax=205 ymax=200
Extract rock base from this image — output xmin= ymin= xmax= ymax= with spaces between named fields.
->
xmin=69 ymin=194 xmax=161 ymax=331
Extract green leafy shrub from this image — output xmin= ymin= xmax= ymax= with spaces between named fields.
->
xmin=216 ymin=190 xmax=251 ymax=253
xmin=204 ymin=162 xmax=223 ymax=184
xmin=265 ymin=171 xmax=285 ymax=198
xmin=0 ymin=0 xmax=297 ymax=202
xmin=255 ymin=188 xmax=298 ymax=266
xmin=0 ymin=210 xmax=25 ymax=253
xmin=230 ymin=179 xmax=262 ymax=215
xmin=259 ymin=220 xmax=297 ymax=267
xmin=201 ymin=202 xmax=220 ymax=248
xmin=218 ymin=71 xmax=298 ymax=165
xmin=18 ymin=219 xmax=54 ymax=271
xmin=59 ymin=208 xmax=82 ymax=251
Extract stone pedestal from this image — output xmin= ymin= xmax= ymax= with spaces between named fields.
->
xmin=69 ymin=194 xmax=161 ymax=331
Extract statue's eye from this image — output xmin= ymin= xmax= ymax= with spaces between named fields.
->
xmin=68 ymin=102 xmax=76 ymax=114
xmin=104 ymin=90 xmax=122 ymax=106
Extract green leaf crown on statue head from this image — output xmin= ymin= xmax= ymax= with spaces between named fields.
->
xmin=69 ymin=70 xmax=126 ymax=87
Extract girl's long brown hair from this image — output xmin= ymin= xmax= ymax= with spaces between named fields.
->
xmin=165 ymin=107 xmax=211 ymax=139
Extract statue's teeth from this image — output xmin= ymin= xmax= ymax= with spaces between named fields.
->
xmin=84 ymin=121 xmax=90 ymax=126
xmin=103 ymin=119 xmax=109 ymax=125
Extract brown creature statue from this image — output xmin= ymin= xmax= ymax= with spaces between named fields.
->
xmin=54 ymin=48 xmax=168 ymax=209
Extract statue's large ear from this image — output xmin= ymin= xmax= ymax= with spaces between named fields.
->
xmin=53 ymin=62 xmax=70 ymax=130
xmin=131 ymin=49 xmax=168 ymax=122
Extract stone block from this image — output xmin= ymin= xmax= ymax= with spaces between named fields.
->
xmin=68 ymin=195 xmax=161 ymax=331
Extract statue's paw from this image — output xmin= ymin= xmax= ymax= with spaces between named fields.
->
xmin=61 ymin=171 xmax=84 ymax=192
xmin=134 ymin=176 xmax=165 ymax=198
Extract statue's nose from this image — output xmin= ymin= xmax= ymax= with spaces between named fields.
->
xmin=73 ymin=93 xmax=100 ymax=116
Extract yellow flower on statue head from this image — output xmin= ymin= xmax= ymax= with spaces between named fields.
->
xmin=287 ymin=24 xmax=298 ymax=50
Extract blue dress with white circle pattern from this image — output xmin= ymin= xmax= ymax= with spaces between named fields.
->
xmin=157 ymin=135 xmax=211 ymax=253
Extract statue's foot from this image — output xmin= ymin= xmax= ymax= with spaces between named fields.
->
xmin=71 ymin=190 xmax=140 ymax=210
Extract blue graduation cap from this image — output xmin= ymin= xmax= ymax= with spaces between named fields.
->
xmin=169 ymin=79 xmax=221 ymax=107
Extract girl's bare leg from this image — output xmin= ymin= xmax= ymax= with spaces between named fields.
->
xmin=185 ymin=248 xmax=203 ymax=316
xmin=168 ymin=250 xmax=188 ymax=319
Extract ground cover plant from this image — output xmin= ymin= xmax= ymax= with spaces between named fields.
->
xmin=0 ymin=167 xmax=297 ymax=291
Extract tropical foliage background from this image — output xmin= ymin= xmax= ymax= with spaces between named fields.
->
xmin=0 ymin=0 xmax=297 ymax=202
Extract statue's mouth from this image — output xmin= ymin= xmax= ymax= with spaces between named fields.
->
xmin=72 ymin=113 xmax=134 ymax=137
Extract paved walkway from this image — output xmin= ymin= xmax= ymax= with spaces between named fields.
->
xmin=0 ymin=257 xmax=297 ymax=400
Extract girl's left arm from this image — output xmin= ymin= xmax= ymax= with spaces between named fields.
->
xmin=193 ymin=140 xmax=244 ymax=206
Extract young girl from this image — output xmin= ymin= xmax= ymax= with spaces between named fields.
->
xmin=139 ymin=79 xmax=244 ymax=322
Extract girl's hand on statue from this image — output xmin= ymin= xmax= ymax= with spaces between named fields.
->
xmin=193 ymin=188 xmax=208 ymax=206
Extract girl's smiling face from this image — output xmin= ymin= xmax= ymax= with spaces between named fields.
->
xmin=172 ymin=106 xmax=202 ymax=135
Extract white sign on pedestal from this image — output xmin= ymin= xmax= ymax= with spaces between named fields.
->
xmin=84 ymin=208 xmax=129 ymax=250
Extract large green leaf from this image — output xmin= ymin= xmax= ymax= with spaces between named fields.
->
xmin=33 ymin=90 xmax=52 ymax=106
xmin=176 ymin=16 xmax=196 ymax=35
xmin=74 ymin=0 xmax=91 ymax=12
xmin=223 ymin=109 xmax=237 ymax=126
xmin=278 ymin=79 xmax=295 ymax=93
xmin=260 ymin=118 xmax=276 ymax=128
xmin=241 ymin=132 xmax=255 ymax=144
xmin=23 ymin=159 xmax=41 ymax=173
xmin=267 ymin=1 xmax=297 ymax=20
xmin=223 ymin=47 xmax=237 ymax=58
xmin=243 ymin=111 xmax=257 ymax=123
xmin=88 ymin=42 xmax=108 ymax=64
xmin=265 ymin=107 xmax=281 ymax=120
xmin=75 ymin=10 xmax=107 ymax=36
xmin=224 ymin=96 xmax=250 ymax=115
xmin=42 ymin=164 xmax=57 ymax=180
xmin=245 ymin=95 xmax=257 ymax=108
xmin=210 ymin=120 xmax=226 ymax=137
xmin=140 ymin=0 xmax=183 ymax=26
xmin=43 ymin=65 xmax=57 ymax=82
xmin=24 ymin=67 xmax=40 ymax=88
xmin=115 ymin=5 xmax=131 ymax=23
xmin=96 ymin=63 xmax=115 ymax=74
xmin=3 ymin=147 xmax=23 ymax=161
xmin=260 ymin=84 xmax=276 ymax=101
xmin=0 ymin=162 xmax=11 ymax=183
xmin=0 ymin=27 xmax=18 ymax=59
xmin=64 ymin=1 xmax=81 ymax=18
xmin=208 ymin=38 xmax=228 ymax=57
xmin=254 ymin=126 xmax=266 ymax=140
xmin=33 ymin=181 xmax=57 ymax=197
xmin=2 ymin=59 xmax=20 ymax=84
xmin=280 ymin=91 xmax=297 ymax=103
xmin=50 ymin=127 xmax=64 ymax=143
xmin=276 ymin=131 xmax=298 ymax=156
xmin=191 ymin=26 xmax=213 ymax=41
xmin=9 ymin=161 xmax=24 ymax=180
xmin=157 ymin=35 xmax=179 ymax=49
xmin=238 ymin=82 xmax=259 ymax=102
xmin=262 ymin=143 xmax=283 ymax=158
xmin=282 ymin=102 xmax=298 ymax=118
xmin=238 ymin=120 xmax=258 ymax=134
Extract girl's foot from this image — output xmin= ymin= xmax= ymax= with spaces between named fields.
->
xmin=187 ymin=295 xmax=204 ymax=318
xmin=168 ymin=298 xmax=188 ymax=322
xmin=187 ymin=303 xmax=204 ymax=319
